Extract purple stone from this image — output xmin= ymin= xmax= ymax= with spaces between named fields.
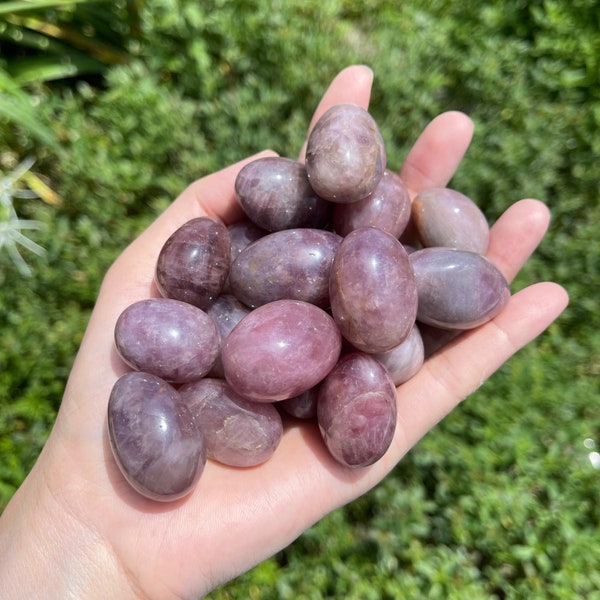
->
xmin=234 ymin=157 xmax=331 ymax=232
xmin=278 ymin=385 xmax=319 ymax=419
xmin=371 ymin=325 xmax=425 ymax=386
xmin=108 ymin=371 xmax=206 ymax=501
xmin=228 ymin=218 xmax=268 ymax=258
xmin=179 ymin=378 xmax=283 ymax=467
xmin=155 ymin=217 xmax=231 ymax=310
xmin=329 ymin=226 xmax=418 ymax=353
xmin=317 ymin=352 xmax=397 ymax=468
xmin=410 ymin=247 xmax=511 ymax=329
xmin=114 ymin=298 xmax=220 ymax=383
xmin=205 ymin=294 xmax=252 ymax=378
xmin=412 ymin=187 xmax=490 ymax=254
xmin=222 ymin=299 xmax=342 ymax=402
xmin=332 ymin=169 xmax=411 ymax=238
xmin=305 ymin=104 xmax=386 ymax=203
xmin=228 ymin=228 xmax=342 ymax=308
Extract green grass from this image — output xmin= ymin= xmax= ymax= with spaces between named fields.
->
xmin=1 ymin=1 xmax=598 ymax=597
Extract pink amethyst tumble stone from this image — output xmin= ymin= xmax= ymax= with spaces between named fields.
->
xmin=317 ymin=352 xmax=397 ymax=468
xmin=114 ymin=298 xmax=220 ymax=383
xmin=155 ymin=217 xmax=231 ymax=310
xmin=108 ymin=371 xmax=206 ymax=502
xmin=179 ymin=378 xmax=283 ymax=467
xmin=305 ymin=104 xmax=386 ymax=203
xmin=222 ymin=299 xmax=342 ymax=402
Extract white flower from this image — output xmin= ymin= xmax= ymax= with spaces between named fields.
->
xmin=0 ymin=157 xmax=46 ymax=277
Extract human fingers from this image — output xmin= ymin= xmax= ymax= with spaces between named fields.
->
xmin=487 ymin=198 xmax=551 ymax=283
xmin=400 ymin=111 xmax=474 ymax=196
xmin=298 ymin=65 xmax=374 ymax=162
xmin=392 ymin=280 xmax=569 ymax=453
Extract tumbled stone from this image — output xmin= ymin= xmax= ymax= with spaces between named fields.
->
xmin=371 ymin=325 xmax=425 ymax=386
xmin=114 ymin=298 xmax=220 ymax=383
xmin=305 ymin=104 xmax=386 ymax=203
xmin=330 ymin=226 xmax=418 ymax=353
xmin=333 ymin=169 xmax=411 ymax=238
xmin=180 ymin=378 xmax=283 ymax=467
xmin=155 ymin=217 xmax=231 ymax=310
xmin=228 ymin=228 xmax=342 ymax=308
xmin=235 ymin=157 xmax=331 ymax=231
xmin=222 ymin=299 xmax=342 ymax=402
xmin=108 ymin=371 xmax=206 ymax=501
xmin=317 ymin=352 xmax=397 ymax=468
xmin=410 ymin=247 xmax=510 ymax=329
xmin=412 ymin=187 xmax=490 ymax=254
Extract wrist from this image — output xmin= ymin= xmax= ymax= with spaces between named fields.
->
xmin=0 ymin=454 xmax=136 ymax=600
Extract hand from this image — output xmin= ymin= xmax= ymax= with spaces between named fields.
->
xmin=0 ymin=66 xmax=568 ymax=600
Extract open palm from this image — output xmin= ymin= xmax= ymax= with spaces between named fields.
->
xmin=0 ymin=66 xmax=568 ymax=600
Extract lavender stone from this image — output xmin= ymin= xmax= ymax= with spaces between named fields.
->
xmin=278 ymin=385 xmax=320 ymax=419
xmin=333 ymin=169 xmax=411 ymax=238
xmin=412 ymin=188 xmax=490 ymax=254
xmin=371 ymin=325 xmax=425 ymax=386
xmin=156 ymin=217 xmax=231 ymax=310
xmin=205 ymin=294 xmax=252 ymax=378
xmin=108 ymin=371 xmax=206 ymax=501
xmin=305 ymin=104 xmax=386 ymax=203
xmin=222 ymin=299 xmax=342 ymax=402
xmin=114 ymin=298 xmax=220 ymax=383
xmin=234 ymin=157 xmax=331 ymax=232
xmin=180 ymin=378 xmax=283 ymax=467
xmin=410 ymin=248 xmax=511 ymax=329
xmin=228 ymin=228 xmax=342 ymax=308
xmin=330 ymin=226 xmax=418 ymax=353
xmin=317 ymin=352 xmax=397 ymax=468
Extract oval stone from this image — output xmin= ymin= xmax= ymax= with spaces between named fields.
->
xmin=234 ymin=157 xmax=331 ymax=231
xmin=305 ymin=104 xmax=386 ymax=203
xmin=228 ymin=228 xmax=342 ymax=308
xmin=108 ymin=371 xmax=206 ymax=502
xmin=410 ymin=247 xmax=511 ymax=329
xmin=205 ymin=294 xmax=252 ymax=378
xmin=333 ymin=169 xmax=411 ymax=238
xmin=317 ymin=352 xmax=397 ymax=468
xmin=155 ymin=216 xmax=231 ymax=310
xmin=330 ymin=226 xmax=418 ymax=353
xmin=179 ymin=378 xmax=283 ymax=467
xmin=371 ymin=325 xmax=425 ymax=386
xmin=222 ymin=299 xmax=342 ymax=402
xmin=412 ymin=187 xmax=490 ymax=254
xmin=114 ymin=298 xmax=220 ymax=383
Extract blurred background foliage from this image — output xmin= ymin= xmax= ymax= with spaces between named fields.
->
xmin=0 ymin=1 xmax=598 ymax=598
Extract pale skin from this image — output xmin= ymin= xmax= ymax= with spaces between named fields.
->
xmin=0 ymin=66 xmax=569 ymax=599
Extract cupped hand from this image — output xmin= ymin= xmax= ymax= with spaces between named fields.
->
xmin=0 ymin=66 xmax=568 ymax=600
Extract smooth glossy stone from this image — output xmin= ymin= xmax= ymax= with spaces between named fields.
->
xmin=155 ymin=217 xmax=231 ymax=310
xmin=332 ymin=169 xmax=411 ymax=237
xmin=205 ymin=294 xmax=252 ymax=378
xmin=228 ymin=219 xmax=268 ymax=258
xmin=228 ymin=228 xmax=342 ymax=308
xmin=180 ymin=378 xmax=283 ymax=467
xmin=108 ymin=371 xmax=206 ymax=501
xmin=371 ymin=325 xmax=425 ymax=386
xmin=234 ymin=157 xmax=331 ymax=231
xmin=278 ymin=385 xmax=319 ymax=419
xmin=317 ymin=352 xmax=397 ymax=468
xmin=222 ymin=299 xmax=342 ymax=402
xmin=305 ymin=104 xmax=386 ymax=203
xmin=412 ymin=187 xmax=490 ymax=254
xmin=114 ymin=298 xmax=220 ymax=383
xmin=329 ymin=226 xmax=418 ymax=353
xmin=418 ymin=322 xmax=461 ymax=357
xmin=410 ymin=247 xmax=511 ymax=329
